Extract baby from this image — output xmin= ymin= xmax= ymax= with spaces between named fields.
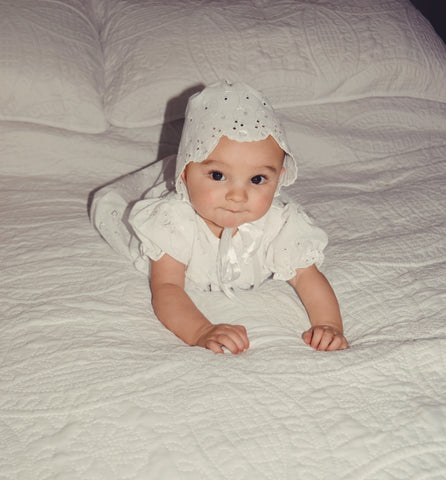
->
xmin=96 ymin=81 xmax=348 ymax=354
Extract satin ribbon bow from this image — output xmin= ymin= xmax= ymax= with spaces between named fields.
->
xmin=217 ymin=228 xmax=240 ymax=298
xmin=216 ymin=224 xmax=264 ymax=298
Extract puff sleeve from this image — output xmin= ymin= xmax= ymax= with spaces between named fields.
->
xmin=129 ymin=196 xmax=196 ymax=266
xmin=266 ymin=203 xmax=328 ymax=281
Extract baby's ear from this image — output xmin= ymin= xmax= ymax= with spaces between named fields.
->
xmin=280 ymin=166 xmax=285 ymax=176
xmin=181 ymin=169 xmax=187 ymax=184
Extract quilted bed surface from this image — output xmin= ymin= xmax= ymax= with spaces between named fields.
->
xmin=1 ymin=95 xmax=446 ymax=478
xmin=1 ymin=0 xmax=446 ymax=478
xmin=2 ymin=0 xmax=446 ymax=131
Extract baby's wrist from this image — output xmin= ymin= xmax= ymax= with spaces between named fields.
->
xmin=192 ymin=322 xmax=215 ymax=347
xmin=310 ymin=324 xmax=344 ymax=334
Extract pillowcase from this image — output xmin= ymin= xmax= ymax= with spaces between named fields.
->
xmin=0 ymin=0 xmax=107 ymax=133
xmin=102 ymin=0 xmax=446 ymax=128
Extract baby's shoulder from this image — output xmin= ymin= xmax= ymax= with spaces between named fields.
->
xmin=265 ymin=198 xmax=306 ymax=225
xmin=263 ymin=199 xmax=326 ymax=244
xmin=130 ymin=194 xmax=196 ymax=231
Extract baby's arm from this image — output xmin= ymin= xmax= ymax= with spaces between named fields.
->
xmin=289 ymin=264 xmax=348 ymax=351
xmin=150 ymin=254 xmax=249 ymax=354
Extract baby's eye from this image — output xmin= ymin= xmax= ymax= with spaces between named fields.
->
xmin=210 ymin=171 xmax=225 ymax=181
xmin=251 ymin=175 xmax=266 ymax=185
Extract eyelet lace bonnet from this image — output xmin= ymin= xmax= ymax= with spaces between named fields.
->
xmin=175 ymin=80 xmax=298 ymax=198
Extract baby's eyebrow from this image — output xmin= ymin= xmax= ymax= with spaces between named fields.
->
xmin=200 ymin=158 xmax=218 ymax=166
xmin=261 ymin=165 xmax=280 ymax=173
xmin=201 ymin=158 xmax=280 ymax=173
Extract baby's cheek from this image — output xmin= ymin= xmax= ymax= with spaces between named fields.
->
xmin=257 ymin=193 xmax=275 ymax=215
xmin=191 ymin=186 xmax=215 ymax=209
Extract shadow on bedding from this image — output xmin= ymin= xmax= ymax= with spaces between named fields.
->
xmin=87 ymin=83 xmax=205 ymax=263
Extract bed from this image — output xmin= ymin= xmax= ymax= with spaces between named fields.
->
xmin=1 ymin=0 xmax=445 ymax=478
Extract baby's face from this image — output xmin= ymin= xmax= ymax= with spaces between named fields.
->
xmin=181 ymin=135 xmax=285 ymax=238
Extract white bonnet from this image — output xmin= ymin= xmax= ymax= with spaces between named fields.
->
xmin=175 ymin=80 xmax=297 ymax=198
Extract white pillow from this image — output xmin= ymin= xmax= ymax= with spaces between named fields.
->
xmin=102 ymin=0 xmax=446 ymax=128
xmin=0 ymin=0 xmax=107 ymax=133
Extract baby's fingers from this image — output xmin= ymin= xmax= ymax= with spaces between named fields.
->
xmin=302 ymin=326 xmax=348 ymax=351
xmin=205 ymin=335 xmax=239 ymax=354
xmin=302 ymin=329 xmax=313 ymax=346
xmin=302 ymin=326 xmax=326 ymax=349
xmin=233 ymin=325 xmax=250 ymax=350
xmin=220 ymin=326 xmax=250 ymax=354
xmin=203 ymin=324 xmax=249 ymax=354
xmin=205 ymin=340 xmax=226 ymax=354
xmin=327 ymin=334 xmax=349 ymax=351
xmin=312 ymin=327 xmax=334 ymax=350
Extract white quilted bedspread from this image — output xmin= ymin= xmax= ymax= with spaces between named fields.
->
xmin=1 ymin=96 xmax=446 ymax=479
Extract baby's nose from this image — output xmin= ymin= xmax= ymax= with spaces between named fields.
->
xmin=226 ymin=184 xmax=248 ymax=202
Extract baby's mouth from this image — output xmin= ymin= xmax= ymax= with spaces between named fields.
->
xmin=222 ymin=207 xmax=244 ymax=214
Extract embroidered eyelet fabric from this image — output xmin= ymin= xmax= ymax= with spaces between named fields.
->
xmin=3 ymin=1 xmax=446 ymax=478
xmin=175 ymin=81 xmax=298 ymax=199
xmin=128 ymin=194 xmax=327 ymax=293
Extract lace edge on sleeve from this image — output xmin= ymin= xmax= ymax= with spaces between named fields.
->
xmin=267 ymin=203 xmax=328 ymax=280
xmin=129 ymin=196 xmax=194 ymax=267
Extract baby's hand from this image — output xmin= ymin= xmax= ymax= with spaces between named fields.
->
xmin=302 ymin=325 xmax=348 ymax=351
xmin=196 ymin=323 xmax=249 ymax=354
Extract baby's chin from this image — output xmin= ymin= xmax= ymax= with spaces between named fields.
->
xmin=205 ymin=218 xmax=243 ymax=238
xmin=218 ymin=216 xmax=247 ymax=230
xmin=202 ymin=211 xmax=264 ymax=236
xmin=218 ymin=212 xmax=267 ymax=230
